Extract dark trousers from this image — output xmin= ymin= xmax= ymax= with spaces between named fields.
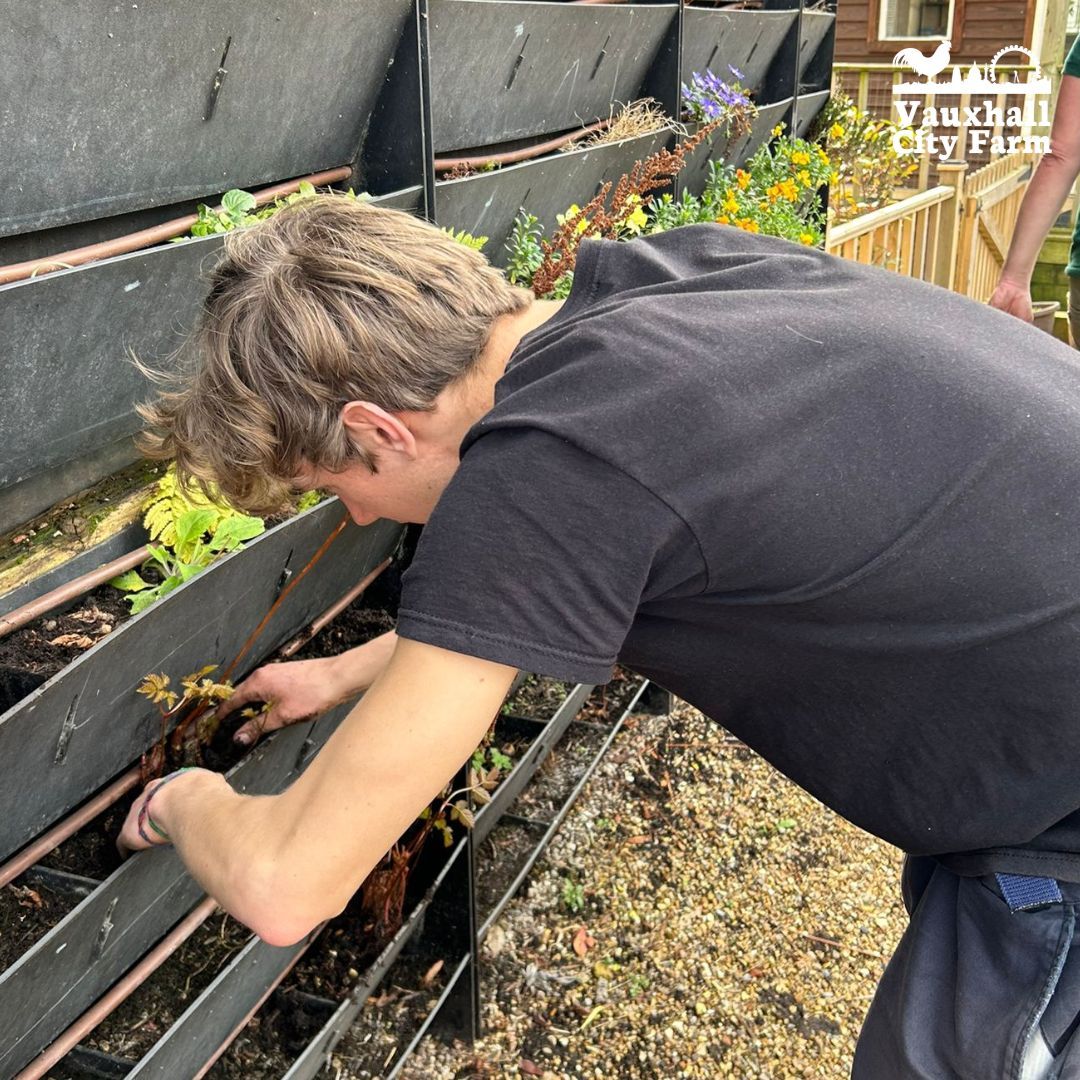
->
xmin=853 ymin=857 xmax=1080 ymax=1079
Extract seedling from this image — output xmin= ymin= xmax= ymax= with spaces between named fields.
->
xmin=137 ymin=665 xmax=235 ymax=779
xmin=562 ymin=878 xmax=586 ymax=914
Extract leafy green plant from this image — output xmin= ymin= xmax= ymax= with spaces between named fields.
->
xmin=506 ymin=210 xmax=544 ymax=286
xmin=562 ymin=878 xmax=586 ymax=914
xmin=111 ymin=465 xmax=265 ymax=613
xmin=175 ymin=182 xmax=368 ymax=241
xmin=441 ymin=227 xmax=488 ymax=251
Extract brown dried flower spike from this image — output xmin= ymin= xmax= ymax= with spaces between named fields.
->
xmin=530 ymin=118 xmax=726 ymax=298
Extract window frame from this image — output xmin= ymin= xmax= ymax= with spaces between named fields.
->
xmin=877 ymin=0 xmax=957 ymax=42
xmin=865 ymin=0 xmax=965 ymax=55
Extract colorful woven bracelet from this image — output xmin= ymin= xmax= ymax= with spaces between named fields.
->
xmin=136 ymin=767 xmax=198 ymax=846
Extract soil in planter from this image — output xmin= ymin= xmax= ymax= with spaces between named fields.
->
xmin=216 ymin=943 xmax=451 ymax=1080
xmin=579 ymin=665 xmax=642 ymax=726
xmin=0 ymin=878 xmax=81 ymax=973
xmin=205 ymin=985 xmax=336 ymax=1080
xmin=38 ymin=797 xmax=126 ymax=883
xmin=476 ymin=819 xmax=546 ymax=927
xmin=502 ymin=674 xmax=572 ymax=721
xmin=69 ymin=911 xmax=251 ymax=1066
xmin=0 ymin=585 xmax=130 ymax=710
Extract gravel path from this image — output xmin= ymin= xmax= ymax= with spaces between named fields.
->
xmin=333 ymin=700 xmax=909 ymax=1079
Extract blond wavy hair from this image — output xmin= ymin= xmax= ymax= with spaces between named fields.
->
xmin=138 ymin=194 xmax=531 ymax=513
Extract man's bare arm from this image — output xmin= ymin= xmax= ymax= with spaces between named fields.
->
xmin=128 ymin=637 xmax=516 ymax=945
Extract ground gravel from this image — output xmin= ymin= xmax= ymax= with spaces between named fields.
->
xmin=333 ymin=700 xmax=908 ymax=1080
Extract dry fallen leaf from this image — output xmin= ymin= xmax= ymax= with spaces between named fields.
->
xmin=421 ymin=959 xmax=444 ymax=987
xmin=519 ymin=1061 xmax=543 ymax=1077
xmin=49 ymin=633 xmax=95 ymax=649
xmin=626 ymin=835 xmax=649 ymax=845
xmin=573 ymin=926 xmax=596 ymax=957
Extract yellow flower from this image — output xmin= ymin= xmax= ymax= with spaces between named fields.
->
xmin=797 ymin=169 xmax=812 ymax=187
xmin=829 ymin=170 xmax=840 ymax=185
xmin=778 ymin=179 xmax=799 ymax=201
xmin=722 ymin=193 xmax=740 ymax=215
xmin=735 ymin=169 xmax=750 ymax=190
xmin=625 ymin=205 xmax=648 ymax=233
xmin=735 ymin=218 xmax=760 ymax=233
xmin=717 ymin=215 xmax=731 ymax=225
xmin=767 ymin=183 xmax=780 ymax=199
xmin=816 ymin=147 xmax=829 ymax=163
xmin=771 ymin=124 xmax=785 ymax=137
xmin=799 ymin=232 xmax=815 ymax=245
xmin=791 ymin=150 xmax=811 ymax=166
xmin=829 ymin=123 xmax=845 ymax=139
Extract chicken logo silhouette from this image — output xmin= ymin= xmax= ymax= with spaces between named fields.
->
xmin=889 ymin=42 xmax=1052 ymax=161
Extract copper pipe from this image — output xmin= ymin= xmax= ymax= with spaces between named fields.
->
xmin=0 ymin=766 xmax=141 ymax=889
xmin=0 ymin=167 xmax=352 ymax=286
xmin=14 ymin=896 xmax=219 ymax=1080
xmin=434 ymin=119 xmax=611 ymax=174
xmin=278 ymin=557 xmax=392 ymax=659
xmin=221 ymin=513 xmax=350 ymax=683
xmin=0 ymin=545 xmax=149 ymax=640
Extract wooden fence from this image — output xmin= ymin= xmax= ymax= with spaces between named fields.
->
xmin=825 ymin=152 xmax=1041 ymax=302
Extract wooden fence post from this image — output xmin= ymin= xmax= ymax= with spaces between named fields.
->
xmin=933 ymin=160 xmax=969 ymax=291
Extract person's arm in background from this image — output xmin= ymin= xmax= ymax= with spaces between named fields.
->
xmin=989 ymin=75 xmax=1080 ymax=321
xmin=118 ymin=637 xmax=516 ymax=945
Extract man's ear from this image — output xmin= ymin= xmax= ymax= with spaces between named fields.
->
xmin=340 ymin=401 xmax=417 ymax=457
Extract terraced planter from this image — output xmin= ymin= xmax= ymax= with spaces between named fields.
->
xmin=427 ymin=1 xmax=679 ymax=153
xmin=678 ymin=97 xmax=796 ymax=197
xmin=681 ymin=7 xmax=799 ymax=105
xmin=1 ymin=0 xmax=416 ymax=237
xmin=435 ymin=129 xmax=673 ymax=269
xmin=0 ymin=187 xmax=421 ymax=535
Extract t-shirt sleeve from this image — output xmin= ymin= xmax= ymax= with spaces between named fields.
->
xmin=395 ymin=427 xmax=700 ymax=683
xmin=1066 ymin=35 xmax=1080 ymax=80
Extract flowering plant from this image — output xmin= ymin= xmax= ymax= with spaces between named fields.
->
xmin=705 ymin=122 xmax=834 ymax=245
xmin=682 ymin=66 xmax=755 ymax=125
xmin=813 ymin=89 xmax=918 ymax=225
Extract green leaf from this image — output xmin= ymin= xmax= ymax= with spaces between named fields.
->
xmin=174 ymin=508 xmax=217 ymax=548
xmin=129 ymin=587 xmax=162 ymax=614
xmin=155 ymin=574 xmax=184 ymax=600
xmin=176 ymin=561 xmax=204 ymax=583
xmin=221 ymin=188 xmax=257 ymax=222
xmin=297 ymin=181 xmax=317 ymax=198
xmin=110 ymin=569 xmax=151 ymax=592
xmin=210 ymin=513 xmax=265 ymax=552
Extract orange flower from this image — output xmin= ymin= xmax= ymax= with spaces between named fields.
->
xmin=735 ymin=169 xmax=751 ymax=190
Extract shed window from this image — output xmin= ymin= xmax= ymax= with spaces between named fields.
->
xmin=879 ymin=0 xmax=954 ymax=40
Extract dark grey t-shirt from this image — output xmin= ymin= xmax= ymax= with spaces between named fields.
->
xmin=397 ymin=223 xmax=1080 ymax=880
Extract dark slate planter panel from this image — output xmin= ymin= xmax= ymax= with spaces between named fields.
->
xmin=0 ymin=235 xmax=223 ymax=536
xmin=428 ymin=1 xmax=677 ymax=152
xmin=0 ymin=0 xmax=413 ymax=236
xmin=679 ymin=99 xmax=794 ymax=198
xmin=0 ymin=187 xmax=422 ymax=536
xmin=0 ymin=703 xmax=350 ymax=1077
xmin=795 ymin=90 xmax=831 ymax=139
xmin=435 ymin=130 xmax=673 ymax=269
xmin=681 ymin=9 xmax=798 ymax=105
xmin=0 ymin=507 xmax=402 ymax=863
xmin=798 ymin=12 xmax=835 ymax=87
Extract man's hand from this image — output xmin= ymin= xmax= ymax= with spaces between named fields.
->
xmin=988 ymin=277 xmax=1034 ymax=323
xmin=116 ymin=768 xmax=212 ymax=857
xmin=217 ymin=630 xmax=398 ymax=745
